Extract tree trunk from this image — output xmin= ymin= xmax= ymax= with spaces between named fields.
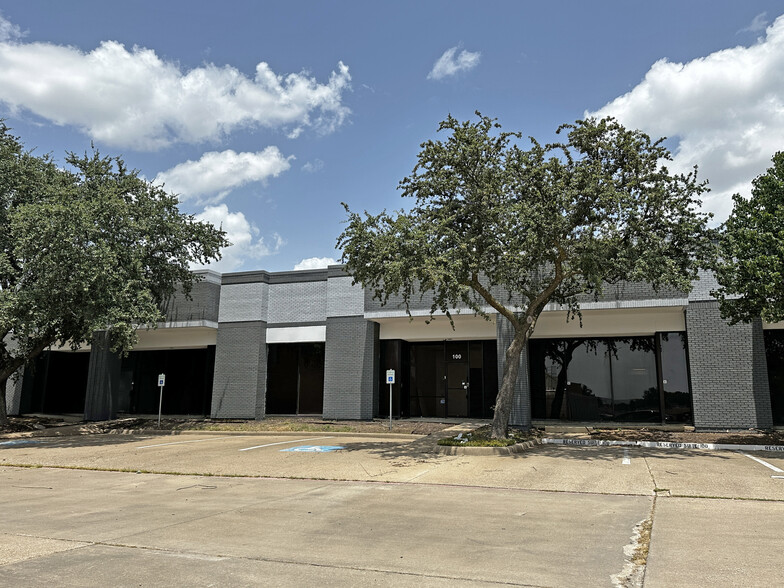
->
xmin=551 ymin=366 xmax=569 ymax=420
xmin=550 ymin=344 xmax=579 ymax=419
xmin=490 ymin=333 xmax=526 ymax=439
xmin=0 ymin=377 xmax=8 ymax=429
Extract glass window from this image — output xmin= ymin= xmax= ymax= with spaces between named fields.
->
xmin=610 ymin=338 xmax=659 ymax=422
xmin=765 ymin=330 xmax=784 ymax=426
xmin=530 ymin=334 xmax=687 ymax=424
xmin=659 ymin=332 xmax=692 ymax=423
xmin=532 ymin=339 xmax=612 ymax=420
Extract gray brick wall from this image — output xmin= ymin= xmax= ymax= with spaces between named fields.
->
xmin=496 ymin=316 xmax=532 ymax=428
xmin=327 ymin=275 xmax=365 ymax=318
xmin=211 ymin=321 xmax=267 ymax=419
xmin=365 ymin=278 xmax=687 ymax=317
xmin=5 ymin=372 xmax=23 ymax=416
xmin=163 ymin=278 xmax=222 ymax=324
xmin=218 ymin=282 xmax=268 ymax=323
xmin=323 ymin=317 xmax=378 ymax=419
xmin=268 ymin=281 xmax=327 ymax=324
xmin=686 ymin=301 xmax=772 ymax=429
xmin=688 ymin=269 xmax=722 ymax=303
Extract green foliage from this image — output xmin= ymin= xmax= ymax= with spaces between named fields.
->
xmin=713 ymin=152 xmax=784 ymax=324
xmin=338 ymin=113 xmax=713 ymax=437
xmin=0 ymin=122 xmax=228 ymax=413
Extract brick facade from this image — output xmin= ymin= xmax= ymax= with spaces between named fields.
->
xmin=686 ymin=301 xmax=772 ymax=429
xmin=211 ymin=321 xmax=267 ymax=419
xmin=323 ymin=317 xmax=379 ymax=419
xmin=6 ymin=265 xmax=780 ymax=430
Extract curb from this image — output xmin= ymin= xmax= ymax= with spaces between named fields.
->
xmin=542 ymin=438 xmax=784 ymax=453
xmin=0 ymin=428 xmax=431 ymax=441
xmin=434 ymin=439 xmax=540 ymax=455
xmin=167 ymin=430 xmax=427 ymax=440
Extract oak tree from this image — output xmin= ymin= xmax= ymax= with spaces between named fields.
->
xmin=339 ymin=113 xmax=713 ymax=438
xmin=713 ymin=152 xmax=784 ymax=324
xmin=0 ymin=123 xmax=228 ymax=426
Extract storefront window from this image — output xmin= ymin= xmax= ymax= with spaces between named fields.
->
xmin=530 ymin=333 xmax=692 ymax=424
xmin=765 ymin=330 xmax=784 ymax=425
xmin=659 ymin=332 xmax=692 ymax=423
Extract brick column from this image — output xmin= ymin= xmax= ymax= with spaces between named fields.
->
xmin=323 ymin=317 xmax=379 ymax=419
xmin=686 ymin=301 xmax=772 ymax=429
xmin=211 ymin=321 xmax=267 ymax=419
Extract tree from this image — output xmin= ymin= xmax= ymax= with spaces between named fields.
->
xmin=713 ymin=152 xmax=784 ymax=324
xmin=0 ymin=123 xmax=228 ymax=427
xmin=338 ymin=113 xmax=713 ymax=438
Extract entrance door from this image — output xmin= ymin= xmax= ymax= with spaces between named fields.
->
xmin=446 ymin=342 xmax=469 ymax=417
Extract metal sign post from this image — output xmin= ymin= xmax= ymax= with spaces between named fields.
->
xmin=385 ymin=370 xmax=395 ymax=431
xmin=157 ymin=373 xmax=166 ymax=428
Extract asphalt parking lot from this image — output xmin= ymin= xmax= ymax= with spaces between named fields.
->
xmin=1 ymin=432 xmax=783 ymax=586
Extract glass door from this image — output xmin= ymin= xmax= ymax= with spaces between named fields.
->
xmin=446 ymin=342 xmax=469 ymax=417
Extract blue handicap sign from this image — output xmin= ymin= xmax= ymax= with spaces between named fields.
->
xmin=281 ymin=445 xmax=345 ymax=453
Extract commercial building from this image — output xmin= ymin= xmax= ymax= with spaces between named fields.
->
xmin=6 ymin=266 xmax=783 ymax=429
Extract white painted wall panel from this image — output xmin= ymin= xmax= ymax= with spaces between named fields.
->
xmin=378 ymin=314 xmax=496 ymax=341
xmin=266 ymin=325 xmax=327 ymax=343
xmin=532 ymin=307 xmax=686 ymax=338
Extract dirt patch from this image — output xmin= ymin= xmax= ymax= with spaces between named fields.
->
xmin=2 ymin=417 xmax=782 ymax=445
xmin=1 ymin=415 xmax=451 ymax=436
xmin=0 ymin=416 xmax=77 ymax=434
xmin=580 ymin=427 xmax=784 ymax=446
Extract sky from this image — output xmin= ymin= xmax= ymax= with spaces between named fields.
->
xmin=1 ymin=1 xmax=783 ymax=273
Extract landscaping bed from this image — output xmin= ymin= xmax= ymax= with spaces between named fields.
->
xmin=1 ymin=415 xmax=451 ymax=436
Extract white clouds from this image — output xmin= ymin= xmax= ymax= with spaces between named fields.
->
xmin=427 ymin=46 xmax=481 ymax=80
xmin=301 ymin=159 xmax=324 ymax=173
xmin=588 ymin=14 xmax=784 ymax=220
xmin=0 ymin=13 xmax=23 ymax=42
xmin=0 ymin=19 xmax=351 ymax=149
xmin=193 ymin=204 xmax=284 ymax=272
xmin=155 ymin=148 xmax=292 ymax=203
xmin=293 ymin=257 xmax=337 ymax=270
xmin=738 ymin=12 xmax=769 ymax=34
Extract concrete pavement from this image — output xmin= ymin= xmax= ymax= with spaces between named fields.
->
xmin=0 ymin=467 xmax=649 ymax=587
xmin=1 ymin=431 xmax=784 ymax=586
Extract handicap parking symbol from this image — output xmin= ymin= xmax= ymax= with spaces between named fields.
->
xmin=0 ymin=439 xmax=44 ymax=447
xmin=281 ymin=445 xmax=345 ymax=453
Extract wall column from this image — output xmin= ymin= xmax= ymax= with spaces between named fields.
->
xmin=686 ymin=301 xmax=772 ymax=429
xmin=323 ymin=317 xmax=379 ymax=419
xmin=211 ymin=321 xmax=267 ymax=419
xmin=84 ymin=331 xmax=122 ymax=421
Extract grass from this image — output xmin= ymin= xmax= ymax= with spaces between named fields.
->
xmin=437 ymin=425 xmax=540 ymax=447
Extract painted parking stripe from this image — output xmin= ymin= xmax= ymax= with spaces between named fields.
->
xmin=622 ymin=449 xmax=631 ymax=465
xmin=239 ymin=436 xmax=335 ymax=452
xmin=739 ymin=452 xmax=784 ymax=473
xmin=137 ymin=436 xmax=248 ymax=449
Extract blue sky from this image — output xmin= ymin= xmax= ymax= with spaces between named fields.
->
xmin=1 ymin=1 xmax=783 ymax=272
